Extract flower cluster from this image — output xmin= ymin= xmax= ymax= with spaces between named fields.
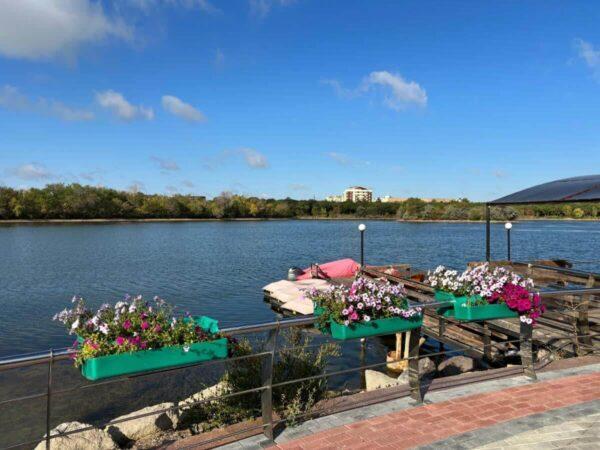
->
xmin=428 ymin=264 xmax=543 ymax=325
xmin=307 ymin=277 xmax=421 ymax=327
xmin=494 ymin=283 xmax=545 ymax=326
xmin=53 ymin=295 xmax=216 ymax=367
xmin=427 ymin=266 xmax=471 ymax=296
xmin=461 ymin=264 xmax=534 ymax=299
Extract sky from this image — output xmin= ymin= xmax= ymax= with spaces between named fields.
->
xmin=1 ymin=0 xmax=600 ymax=201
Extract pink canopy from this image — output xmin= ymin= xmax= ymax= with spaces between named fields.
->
xmin=296 ymin=258 xmax=360 ymax=280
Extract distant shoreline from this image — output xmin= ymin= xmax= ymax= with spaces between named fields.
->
xmin=0 ymin=217 xmax=598 ymax=225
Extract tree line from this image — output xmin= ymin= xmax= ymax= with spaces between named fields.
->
xmin=0 ymin=184 xmax=598 ymax=221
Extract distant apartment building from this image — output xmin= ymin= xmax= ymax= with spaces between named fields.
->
xmin=325 ymin=186 xmax=373 ymax=202
xmin=344 ymin=186 xmax=373 ymax=202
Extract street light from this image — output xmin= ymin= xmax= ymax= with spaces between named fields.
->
xmin=358 ymin=223 xmax=366 ymax=267
xmin=505 ymin=222 xmax=513 ymax=261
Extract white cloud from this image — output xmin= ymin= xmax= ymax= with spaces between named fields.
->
xmin=0 ymin=85 xmax=94 ymax=121
xmin=363 ymin=71 xmax=427 ymax=110
xmin=0 ymin=0 xmax=132 ymax=61
xmin=96 ymin=90 xmax=154 ymax=121
xmin=130 ymin=0 xmax=221 ymax=14
xmin=182 ymin=180 xmax=195 ymax=188
xmin=8 ymin=163 xmax=54 ymax=181
xmin=203 ymin=148 xmax=269 ymax=170
xmin=249 ymin=0 xmax=295 ymax=18
xmin=325 ymin=152 xmax=351 ymax=166
xmin=324 ymin=71 xmax=427 ymax=111
xmin=241 ymin=148 xmax=269 ymax=168
xmin=574 ymin=38 xmax=600 ymax=70
xmin=150 ymin=156 xmax=180 ymax=172
xmin=320 ymin=79 xmax=358 ymax=99
xmin=161 ymin=95 xmax=206 ymax=122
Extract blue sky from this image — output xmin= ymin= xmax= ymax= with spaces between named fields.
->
xmin=1 ymin=0 xmax=600 ymax=201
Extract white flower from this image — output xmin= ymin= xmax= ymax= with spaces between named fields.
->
xmin=99 ymin=323 xmax=109 ymax=335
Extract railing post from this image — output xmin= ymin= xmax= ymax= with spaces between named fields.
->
xmin=576 ymin=275 xmax=594 ymax=355
xmin=408 ymin=327 xmax=422 ymax=403
xmin=46 ymin=349 xmax=54 ymax=450
xmin=482 ymin=323 xmax=492 ymax=362
xmin=520 ymin=321 xmax=536 ymax=380
xmin=261 ymin=325 xmax=279 ymax=441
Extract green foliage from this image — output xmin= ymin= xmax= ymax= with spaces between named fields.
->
xmin=0 ymin=183 xmax=599 ymax=221
xmin=183 ymin=329 xmax=340 ymax=429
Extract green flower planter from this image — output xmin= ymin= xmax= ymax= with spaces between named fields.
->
xmin=453 ymin=301 xmax=518 ymax=321
xmin=329 ymin=315 xmax=422 ymax=340
xmin=434 ymin=290 xmax=461 ymax=318
xmin=80 ymin=316 xmax=228 ymax=381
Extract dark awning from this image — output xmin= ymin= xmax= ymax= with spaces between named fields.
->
xmin=489 ymin=175 xmax=600 ymax=205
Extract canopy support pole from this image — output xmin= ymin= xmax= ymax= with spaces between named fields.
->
xmin=485 ymin=204 xmax=491 ymax=262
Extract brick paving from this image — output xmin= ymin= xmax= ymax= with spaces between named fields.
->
xmin=270 ymin=370 xmax=600 ymax=450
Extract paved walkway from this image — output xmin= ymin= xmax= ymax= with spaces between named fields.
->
xmin=218 ymin=363 xmax=600 ymax=450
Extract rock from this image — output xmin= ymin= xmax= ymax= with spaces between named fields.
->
xmin=365 ymin=370 xmax=409 ymax=391
xmin=438 ymin=356 xmax=478 ymax=376
xmin=105 ymin=402 xmax=177 ymax=446
xmin=179 ymin=381 xmax=228 ymax=409
xmin=419 ymin=357 xmax=437 ymax=376
xmin=177 ymin=381 xmax=229 ymax=426
xmin=536 ymin=348 xmax=553 ymax=363
xmin=34 ymin=422 xmax=117 ymax=450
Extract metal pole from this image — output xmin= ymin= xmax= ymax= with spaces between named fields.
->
xmin=358 ymin=223 xmax=366 ymax=267
xmin=261 ymin=325 xmax=279 ymax=441
xmin=507 ymin=228 xmax=511 ymax=261
xmin=520 ymin=321 xmax=536 ymax=380
xmin=485 ymin=204 xmax=491 ymax=262
xmin=45 ymin=350 xmax=53 ymax=450
xmin=360 ymin=231 xmax=364 ymax=267
xmin=408 ymin=327 xmax=422 ymax=403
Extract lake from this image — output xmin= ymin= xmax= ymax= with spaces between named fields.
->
xmin=1 ymin=219 xmax=599 ymax=358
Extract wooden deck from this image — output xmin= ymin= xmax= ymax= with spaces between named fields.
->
xmin=362 ymin=261 xmax=600 ymax=361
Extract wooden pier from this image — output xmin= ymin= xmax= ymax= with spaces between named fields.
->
xmin=266 ymin=261 xmax=599 ymax=364
xmin=362 ymin=261 xmax=600 ymax=362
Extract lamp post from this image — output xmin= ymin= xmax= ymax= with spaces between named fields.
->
xmin=505 ymin=222 xmax=512 ymax=261
xmin=358 ymin=223 xmax=366 ymax=267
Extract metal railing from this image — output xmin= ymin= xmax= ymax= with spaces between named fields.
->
xmin=1 ymin=288 xmax=599 ymax=450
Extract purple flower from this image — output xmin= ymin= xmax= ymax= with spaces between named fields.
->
xmin=123 ymin=319 xmax=132 ymax=330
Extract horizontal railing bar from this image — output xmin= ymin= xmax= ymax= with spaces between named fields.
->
xmin=520 ymin=262 xmax=600 ymax=279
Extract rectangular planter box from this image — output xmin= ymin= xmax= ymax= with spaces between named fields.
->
xmin=329 ymin=315 xmax=422 ymax=340
xmin=80 ymin=316 xmax=228 ymax=381
xmin=434 ymin=290 xmax=462 ymax=318
xmin=453 ymin=301 xmax=518 ymax=321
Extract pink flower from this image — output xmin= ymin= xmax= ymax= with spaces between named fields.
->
xmin=116 ymin=336 xmax=125 ymax=345
xmin=141 ymin=321 xmax=150 ymax=330
xmin=154 ymin=324 xmax=162 ymax=333
xmin=123 ymin=319 xmax=132 ymax=330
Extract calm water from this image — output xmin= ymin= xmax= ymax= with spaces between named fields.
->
xmin=0 ymin=219 xmax=599 ymax=357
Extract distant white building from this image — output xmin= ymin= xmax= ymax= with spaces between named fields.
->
xmin=344 ymin=186 xmax=373 ymax=202
xmin=326 ymin=186 xmax=373 ymax=202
